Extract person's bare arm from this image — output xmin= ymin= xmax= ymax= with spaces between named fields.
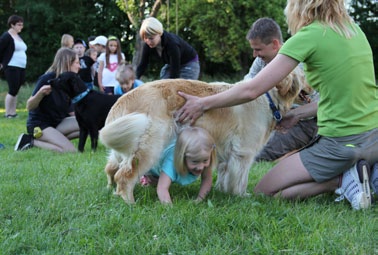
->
xmin=97 ymin=61 xmax=105 ymax=92
xmin=196 ymin=168 xmax=213 ymax=202
xmin=156 ymin=172 xmax=173 ymax=204
xmin=26 ymin=85 xmax=52 ymax=111
xmin=176 ymin=54 xmax=299 ymax=124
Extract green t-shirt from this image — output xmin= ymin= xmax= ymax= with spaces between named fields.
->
xmin=279 ymin=21 xmax=378 ymax=137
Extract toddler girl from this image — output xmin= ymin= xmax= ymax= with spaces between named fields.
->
xmin=140 ymin=127 xmax=217 ymax=204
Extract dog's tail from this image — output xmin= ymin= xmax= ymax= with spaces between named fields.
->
xmin=99 ymin=113 xmax=150 ymax=154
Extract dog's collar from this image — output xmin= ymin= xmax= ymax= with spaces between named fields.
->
xmin=72 ymin=89 xmax=90 ymax=104
xmin=265 ymin=92 xmax=282 ymax=122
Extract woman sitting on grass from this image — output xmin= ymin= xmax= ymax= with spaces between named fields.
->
xmin=14 ymin=48 xmax=80 ymax=152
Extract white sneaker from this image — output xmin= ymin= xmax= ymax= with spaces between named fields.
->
xmin=338 ymin=160 xmax=371 ymax=210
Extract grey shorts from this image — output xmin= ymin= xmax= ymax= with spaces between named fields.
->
xmin=300 ymin=128 xmax=378 ymax=182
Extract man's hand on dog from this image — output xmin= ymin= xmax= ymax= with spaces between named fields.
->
xmin=175 ymin=91 xmax=204 ymax=125
xmin=276 ymin=109 xmax=300 ymax=132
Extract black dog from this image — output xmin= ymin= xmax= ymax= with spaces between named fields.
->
xmin=50 ymin=72 xmax=120 ymax=152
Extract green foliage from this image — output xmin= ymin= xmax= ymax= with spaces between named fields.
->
xmin=0 ymin=0 xmax=376 ymax=82
xmin=349 ymin=0 xmax=378 ymax=78
xmin=0 ymin=0 xmax=133 ymax=82
xmin=115 ymin=0 xmax=139 ymax=20
xmin=168 ymin=0 xmax=287 ymax=75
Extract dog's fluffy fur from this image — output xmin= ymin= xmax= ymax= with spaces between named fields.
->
xmin=51 ymin=72 xmax=120 ymax=152
xmin=99 ymin=68 xmax=305 ymax=203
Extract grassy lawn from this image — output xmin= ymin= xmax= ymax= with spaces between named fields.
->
xmin=0 ymin=80 xmax=377 ymax=255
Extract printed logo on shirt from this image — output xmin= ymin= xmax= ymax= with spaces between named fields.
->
xmin=109 ymin=63 xmax=118 ymax=72
xmin=80 ymin=59 xmax=87 ymax=69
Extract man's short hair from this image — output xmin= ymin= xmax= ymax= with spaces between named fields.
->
xmin=246 ymin=17 xmax=283 ymax=45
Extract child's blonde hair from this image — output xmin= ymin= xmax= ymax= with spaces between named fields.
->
xmin=174 ymin=127 xmax=217 ymax=176
xmin=115 ymin=60 xmax=135 ymax=84
xmin=85 ymin=48 xmax=97 ymax=57
xmin=285 ymin=0 xmax=356 ymax=38
xmin=139 ymin=17 xmax=164 ymax=40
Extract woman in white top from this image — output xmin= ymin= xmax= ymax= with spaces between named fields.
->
xmin=0 ymin=15 xmax=27 ymax=118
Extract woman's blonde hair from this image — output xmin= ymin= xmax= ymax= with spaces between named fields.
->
xmin=174 ymin=127 xmax=217 ymax=176
xmin=47 ymin=48 xmax=77 ymax=78
xmin=115 ymin=60 xmax=135 ymax=84
xmin=139 ymin=17 xmax=164 ymax=39
xmin=285 ymin=0 xmax=356 ymax=38
xmin=60 ymin=34 xmax=74 ymax=48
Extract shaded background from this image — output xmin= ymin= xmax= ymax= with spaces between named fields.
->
xmin=0 ymin=0 xmax=376 ymax=82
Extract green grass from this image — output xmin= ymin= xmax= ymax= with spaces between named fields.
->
xmin=0 ymin=80 xmax=377 ymax=255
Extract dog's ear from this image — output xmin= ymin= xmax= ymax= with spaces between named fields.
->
xmin=59 ymin=71 xmax=77 ymax=82
xmin=49 ymin=72 xmax=75 ymax=90
xmin=276 ymin=67 xmax=304 ymax=98
xmin=47 ymin=77 xmax=60 ymax=88
xmin=58 ymin=71 xmax=89 ymax=96
xmin=276 ymin=75 xmax=293 ymax=96
xmin=49 ymin=71 xmax=78 ymax=97
xmin=288 ymin=67 xmax=305 ymax=98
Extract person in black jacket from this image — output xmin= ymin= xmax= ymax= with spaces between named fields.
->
xmin=0 ymin=15 xmax=27 ymax=118
xmin=136 ymin=17 xmax=200 ymax=80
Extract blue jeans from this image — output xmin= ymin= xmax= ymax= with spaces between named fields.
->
xmin=160 ymin=60 xmax=200 ymax=80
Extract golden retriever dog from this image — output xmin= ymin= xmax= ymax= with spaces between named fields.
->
xmin=99 ymin=68 xmax=305 ymax=204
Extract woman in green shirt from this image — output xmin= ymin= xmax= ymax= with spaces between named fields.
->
xmin=176 ymin=0 xmax=378 ymax=210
